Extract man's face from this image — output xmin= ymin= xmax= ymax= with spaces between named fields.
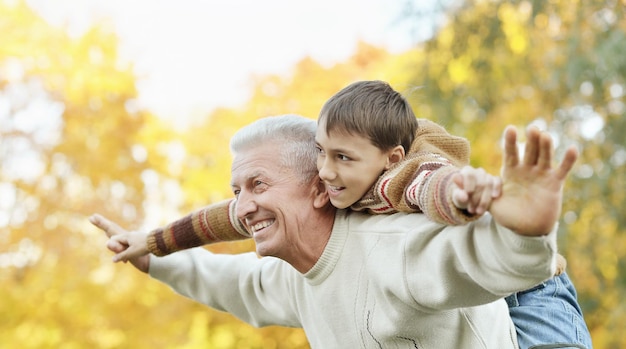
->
xmin=315 ymin=121 xmax=392 ymax=209
xmin=230 ymin=142 xmax=314 ymax=258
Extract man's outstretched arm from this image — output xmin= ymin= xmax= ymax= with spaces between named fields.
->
xmin=489 ymin=125 xmax=578 ymax=236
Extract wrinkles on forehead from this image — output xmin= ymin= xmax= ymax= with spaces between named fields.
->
xmin=231 ymin=151 xmax=266 ymax=185
xmin=230 ymin=147 xmax=293 ymax=187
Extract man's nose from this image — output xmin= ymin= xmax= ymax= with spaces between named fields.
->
xmin=235 ymin=190 xmax=257 ymax=220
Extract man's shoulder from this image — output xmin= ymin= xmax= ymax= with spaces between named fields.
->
xmin=339 ymin=210 xmax=441 ymax=234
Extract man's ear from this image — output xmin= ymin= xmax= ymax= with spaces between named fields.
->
xmin=313 ymin=177 xmax=330 ymax=209
xmin=385 ymin=145 xmax=406 ymax=169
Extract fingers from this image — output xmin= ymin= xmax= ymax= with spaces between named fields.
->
xmin=508 ymin=126 xmax=570 ymax=171
xmin=556 ymin=145 xmax=579 ymax=180
xmin=491 ymin=176 xmax=502 ymax=198
xmin=469 ymin=172 xmax=496 ymax=215
xmin=536 ymin=132 xmax=554 ymax=169
xmin=473 ymin=184 xmax=493 ymax=215
xmin=91 ymin=214 xmax=133 ymax=262
xmin=503 ymin=126 xmax=520 ymax=168
xmin=89 ymin=214 xmax=126 ymax=238
xmin=522 ymin=126 xmax=541 ymax=166
xmin=451 ymin=188 xmax=469 ymax=210
xmin=106 ymin=238 xmax=127 ymax=253
xmin=90 ymin=214 xmax=151 ymax=273
xmin=451 ymin=173 xmax=469 ymax=209
xmin=112 ymin=250 xmax=130 ymax=263
xmin=453 ymin=167 xmax=501 ymax=215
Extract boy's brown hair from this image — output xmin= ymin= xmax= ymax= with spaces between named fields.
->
xmin=318 ymin=80 xmax=418 ymax=152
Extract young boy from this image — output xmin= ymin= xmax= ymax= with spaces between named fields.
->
xmin=110 ymin=81 xmax=591 ymax=349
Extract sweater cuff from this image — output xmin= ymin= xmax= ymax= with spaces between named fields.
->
xmin=146 ymin=229 xmax=165 ymax=256
xmin=495 ymin=221 xmax=559 ymax=276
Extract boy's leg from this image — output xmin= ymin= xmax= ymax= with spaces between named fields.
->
xmin=506 ymin=272 xmax=593 ymax=349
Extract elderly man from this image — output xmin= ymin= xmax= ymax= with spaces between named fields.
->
xmin=91 ymin=114 xmax=578 ymax=348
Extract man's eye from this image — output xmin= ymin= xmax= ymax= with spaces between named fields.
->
xmin=232 ymin=189 xmax=240 ymax=196
xmin=254 ymin=180 xmax=264 ymax=187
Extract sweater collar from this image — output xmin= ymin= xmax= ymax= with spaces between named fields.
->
xmin=303 ymin=209 xmax=349 ymax=285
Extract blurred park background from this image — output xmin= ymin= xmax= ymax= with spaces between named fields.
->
xmin=1 ymin=0 xmax=624 ymax=348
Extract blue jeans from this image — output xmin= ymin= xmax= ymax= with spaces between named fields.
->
xmin=506 ymin=272 xmax=593 ymax=349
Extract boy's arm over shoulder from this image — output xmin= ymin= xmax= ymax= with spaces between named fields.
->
xmin=147 ymin=199 xmax=251 ymax=256
xmin=351 ymin=119 xmax=478 ymax=225
xmin=409 ymin=119 xmax=470 ymax=167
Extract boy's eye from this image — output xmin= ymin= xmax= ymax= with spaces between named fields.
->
xmin=315 ymin=145 xmax=324 ymax=154
xmin=338 ymin=154 xmax=350 ymax=161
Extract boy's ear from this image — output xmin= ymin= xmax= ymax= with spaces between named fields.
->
xmin=313 ymin=176 xmax=330 ymax=208
xmin=386 ymin=145 xmax=406 ymax=169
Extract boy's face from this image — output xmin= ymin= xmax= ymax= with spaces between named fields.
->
xmin=315 ymin=121 xmax=399 ymax=209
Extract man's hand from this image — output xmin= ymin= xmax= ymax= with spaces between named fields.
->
xmin=89 ymin=214 xmax=150 ymax=273
xmin=489 ymin=125 xmax=578 ymax=236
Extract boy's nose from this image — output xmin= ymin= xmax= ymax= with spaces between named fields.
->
xmin=317 ymin=160 xmax=336 ymax=181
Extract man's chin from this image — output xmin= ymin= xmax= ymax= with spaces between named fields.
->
xmin=255 ymin=244 xmax=272 ymax=257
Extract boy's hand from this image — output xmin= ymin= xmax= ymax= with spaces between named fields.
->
xmin=107 ymin=230 xmax=150 ymax=263
xmin=89 ymin=214 xmax=150 ymax=273
xmin=452 ymin=166 xmax=502 ymax=215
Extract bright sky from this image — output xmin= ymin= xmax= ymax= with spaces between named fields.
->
xmin=27 ymin=0 xmax=425 ymax=122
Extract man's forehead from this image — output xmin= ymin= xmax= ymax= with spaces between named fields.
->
xmin=231 ymin=149 xmax=277 ymax=182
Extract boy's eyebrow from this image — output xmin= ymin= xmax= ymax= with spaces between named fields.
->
xmin=316 ymin=134 xmax=358 ymax=154
xmin=322 ymin=144 xmax=357 ymax=155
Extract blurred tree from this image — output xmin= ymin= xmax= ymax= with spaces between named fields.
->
xmin=0 ymin=1 xmax=205 ymax=348
xmin=398 ymin=0 xmax=626 ymax=347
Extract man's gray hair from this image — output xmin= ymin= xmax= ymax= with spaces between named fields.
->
xmin=230 ymin=114 xmax=319 ymax=183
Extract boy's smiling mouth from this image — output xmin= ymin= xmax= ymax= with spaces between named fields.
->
xmin=326 ymin=184 xmax=345 ymax=192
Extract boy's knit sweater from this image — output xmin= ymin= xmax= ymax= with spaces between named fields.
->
xmin=146 ymin=119 xmax=476 ymax=257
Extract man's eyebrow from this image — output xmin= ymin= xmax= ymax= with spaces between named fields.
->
xmin=231 ymin=171 xmax=262 ymax=186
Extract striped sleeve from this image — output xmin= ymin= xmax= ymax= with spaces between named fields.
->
xmin=146 ymin=199 xmax=250 ymax=257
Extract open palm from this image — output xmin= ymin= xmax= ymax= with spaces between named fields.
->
xmin=489 ymin=126 xmax=578 ymax=236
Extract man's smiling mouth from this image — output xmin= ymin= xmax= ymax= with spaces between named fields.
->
xmin=250 ymin=219 xmax=275 ymax=233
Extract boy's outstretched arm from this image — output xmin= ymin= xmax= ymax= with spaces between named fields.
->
xmin=490 ymin=125 xmax=578 ymax=236
xmin=146 ymin=199 xmax=250 ymax=257
xmin=97 ymin=200 xmax=252 ymax=262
